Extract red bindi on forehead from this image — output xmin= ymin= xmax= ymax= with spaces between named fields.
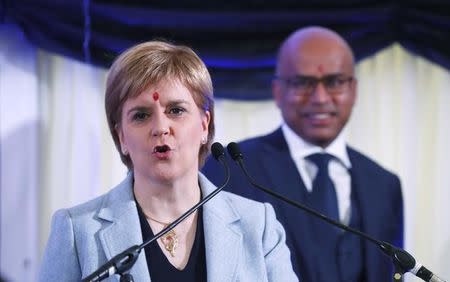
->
xmin=152 ymin=91 xmax=159 ymax=101
xmin=317 ymin=64 xmax=324 ymax=74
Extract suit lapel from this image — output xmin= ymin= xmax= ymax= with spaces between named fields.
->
xmin=96 ymin=174 xmax=151 ymax=282
xmin=259 ymin=128 xmax=306 ymax=202
xmin=94 ymin=173 xmax=245 ymax=282
xmin=347 ymin=148 xmax=383 ymax=282
xmin=199 ymin=174 xmax=242 ymax=282
xmin=259 ymin=129 xmax=323 ymax=276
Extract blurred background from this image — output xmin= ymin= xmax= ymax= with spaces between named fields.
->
xmin=1 ymin=1 xmax=449 ymax=281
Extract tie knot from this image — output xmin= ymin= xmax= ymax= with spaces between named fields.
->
xmin=306 ymin=153 xmax=334 ymax=170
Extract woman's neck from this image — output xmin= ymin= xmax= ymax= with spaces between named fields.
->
xmin=133 ymin=171 xmax=201 ymax=221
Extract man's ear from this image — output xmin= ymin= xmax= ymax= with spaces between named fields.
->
xmin=350 ymin=77 xmax=358 ymax=106
xmin=272 ymin=80 xmax=284 ymax=108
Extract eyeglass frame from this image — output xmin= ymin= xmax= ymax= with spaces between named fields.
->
xmin=274 ymin=74 xmax=354 ymax=96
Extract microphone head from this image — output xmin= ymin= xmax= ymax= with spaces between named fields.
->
xmin=227 ymin=142 xmax=243 ymax=161
xmin=211 ymin=142 xmax=225 ymax=161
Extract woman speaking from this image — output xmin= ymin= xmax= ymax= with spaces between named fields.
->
xmin=39 ymin=40 xmax=298 ymax=282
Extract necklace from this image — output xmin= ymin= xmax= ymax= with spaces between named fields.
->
xmin=144 ymin=213 xmax=179 ymax=257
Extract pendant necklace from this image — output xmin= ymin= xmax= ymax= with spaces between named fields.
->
xmin=144 ymin=213 xmax=179 ymax=257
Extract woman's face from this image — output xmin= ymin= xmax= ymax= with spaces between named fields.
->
xmin=117 ymin=79 xmax=210 ymax=184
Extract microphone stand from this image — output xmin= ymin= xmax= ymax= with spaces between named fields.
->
xmin=226 ymin=142 xmax=446 ymax=282
xmin=82 ymin=143 xmax=230 ymax=282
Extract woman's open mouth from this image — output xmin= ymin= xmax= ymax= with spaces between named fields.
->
xmin=152 ymin=145 xmax=172 ymax=159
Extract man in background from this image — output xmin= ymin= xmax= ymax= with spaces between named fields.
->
xmin=203 ymin=26 xmax=403 ymax=281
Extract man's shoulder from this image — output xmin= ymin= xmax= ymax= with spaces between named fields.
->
xmin=347 ymin=146 xmax=398 ymax=178
xmin=238 ymin=135 xmax=265 ymax=150
xmin=238 ymin=128 xmax=284 ymax=151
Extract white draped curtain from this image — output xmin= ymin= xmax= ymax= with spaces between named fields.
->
xmin=1 ymin=24 xmax=449 ymax=281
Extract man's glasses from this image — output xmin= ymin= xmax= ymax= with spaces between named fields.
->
xmin=275 ymin=74 xmax=354 ymax=96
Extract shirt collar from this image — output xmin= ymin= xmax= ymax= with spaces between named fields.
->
xmin=281 ymin=123 xmax=352 ymax=168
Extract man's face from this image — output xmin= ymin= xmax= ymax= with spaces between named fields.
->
xmin=273 ymin=37 xmax=356 ymax=148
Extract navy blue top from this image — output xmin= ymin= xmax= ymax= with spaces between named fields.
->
xmin=136 ymin=203 xmax=207 ymax=282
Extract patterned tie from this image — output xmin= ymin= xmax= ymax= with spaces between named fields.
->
xmin=306 ymin=153 xmax=339 ymax=221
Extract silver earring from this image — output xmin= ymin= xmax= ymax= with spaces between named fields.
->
xmin=122 ymin=148 xmax=128 ymax=155
xmin=201 ymin=137 xmax=207 ymax=144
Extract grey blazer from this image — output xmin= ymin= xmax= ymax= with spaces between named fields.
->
xmin=39 ymin=173 xmax=298 ymax=282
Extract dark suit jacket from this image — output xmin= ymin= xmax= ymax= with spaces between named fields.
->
xmin=203 ymin=128 xmax=403 ymax=282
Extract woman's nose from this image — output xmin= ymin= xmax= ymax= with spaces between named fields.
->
xmin=151 ymin=114 xmax=170 ymax=137
xmin=152 ymin=126 xmax=169 ymax=137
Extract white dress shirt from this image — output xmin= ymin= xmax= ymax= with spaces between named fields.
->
xmin=281 ymin=124 xmax=352 ymax=225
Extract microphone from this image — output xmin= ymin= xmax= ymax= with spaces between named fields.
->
xmin=226 ymin=142 xmax=446 ymax=282
xmin=211 ymin=141 xmax=226 ymax=160
xmin=83 ymin=142 xmax=230 ymax=282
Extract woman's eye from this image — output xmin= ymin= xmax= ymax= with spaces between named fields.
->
xmin=168 ymin=107 xmax=185 ymax=115
xmin=132 ymin=112 xmax=149 ymax=121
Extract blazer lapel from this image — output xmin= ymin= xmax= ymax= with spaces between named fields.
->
xmin=347 ymin=148 xmax=384 ymax=282
xmin=96 ymin=174 xmax=151 ymax=282
xmin=199 ymin=174 xmax=242 ymax=282
xmin=260 ymin=128 xmax=306 ymax=203
xmin=259 ymin=129 xmax=321 ymax=275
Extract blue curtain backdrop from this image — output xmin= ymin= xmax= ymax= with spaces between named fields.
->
xmin=1 ymin=0 xmax=449 ymax=100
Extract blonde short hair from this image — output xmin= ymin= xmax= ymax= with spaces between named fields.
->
xmin=105 ymin=41 xmax=215 ymax=170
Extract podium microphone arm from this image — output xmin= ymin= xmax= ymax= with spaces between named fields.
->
xmin=82 ymin=142 xmax=230 ymax=282
xmin=226 ymin=142 xmax=446 ymax=282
